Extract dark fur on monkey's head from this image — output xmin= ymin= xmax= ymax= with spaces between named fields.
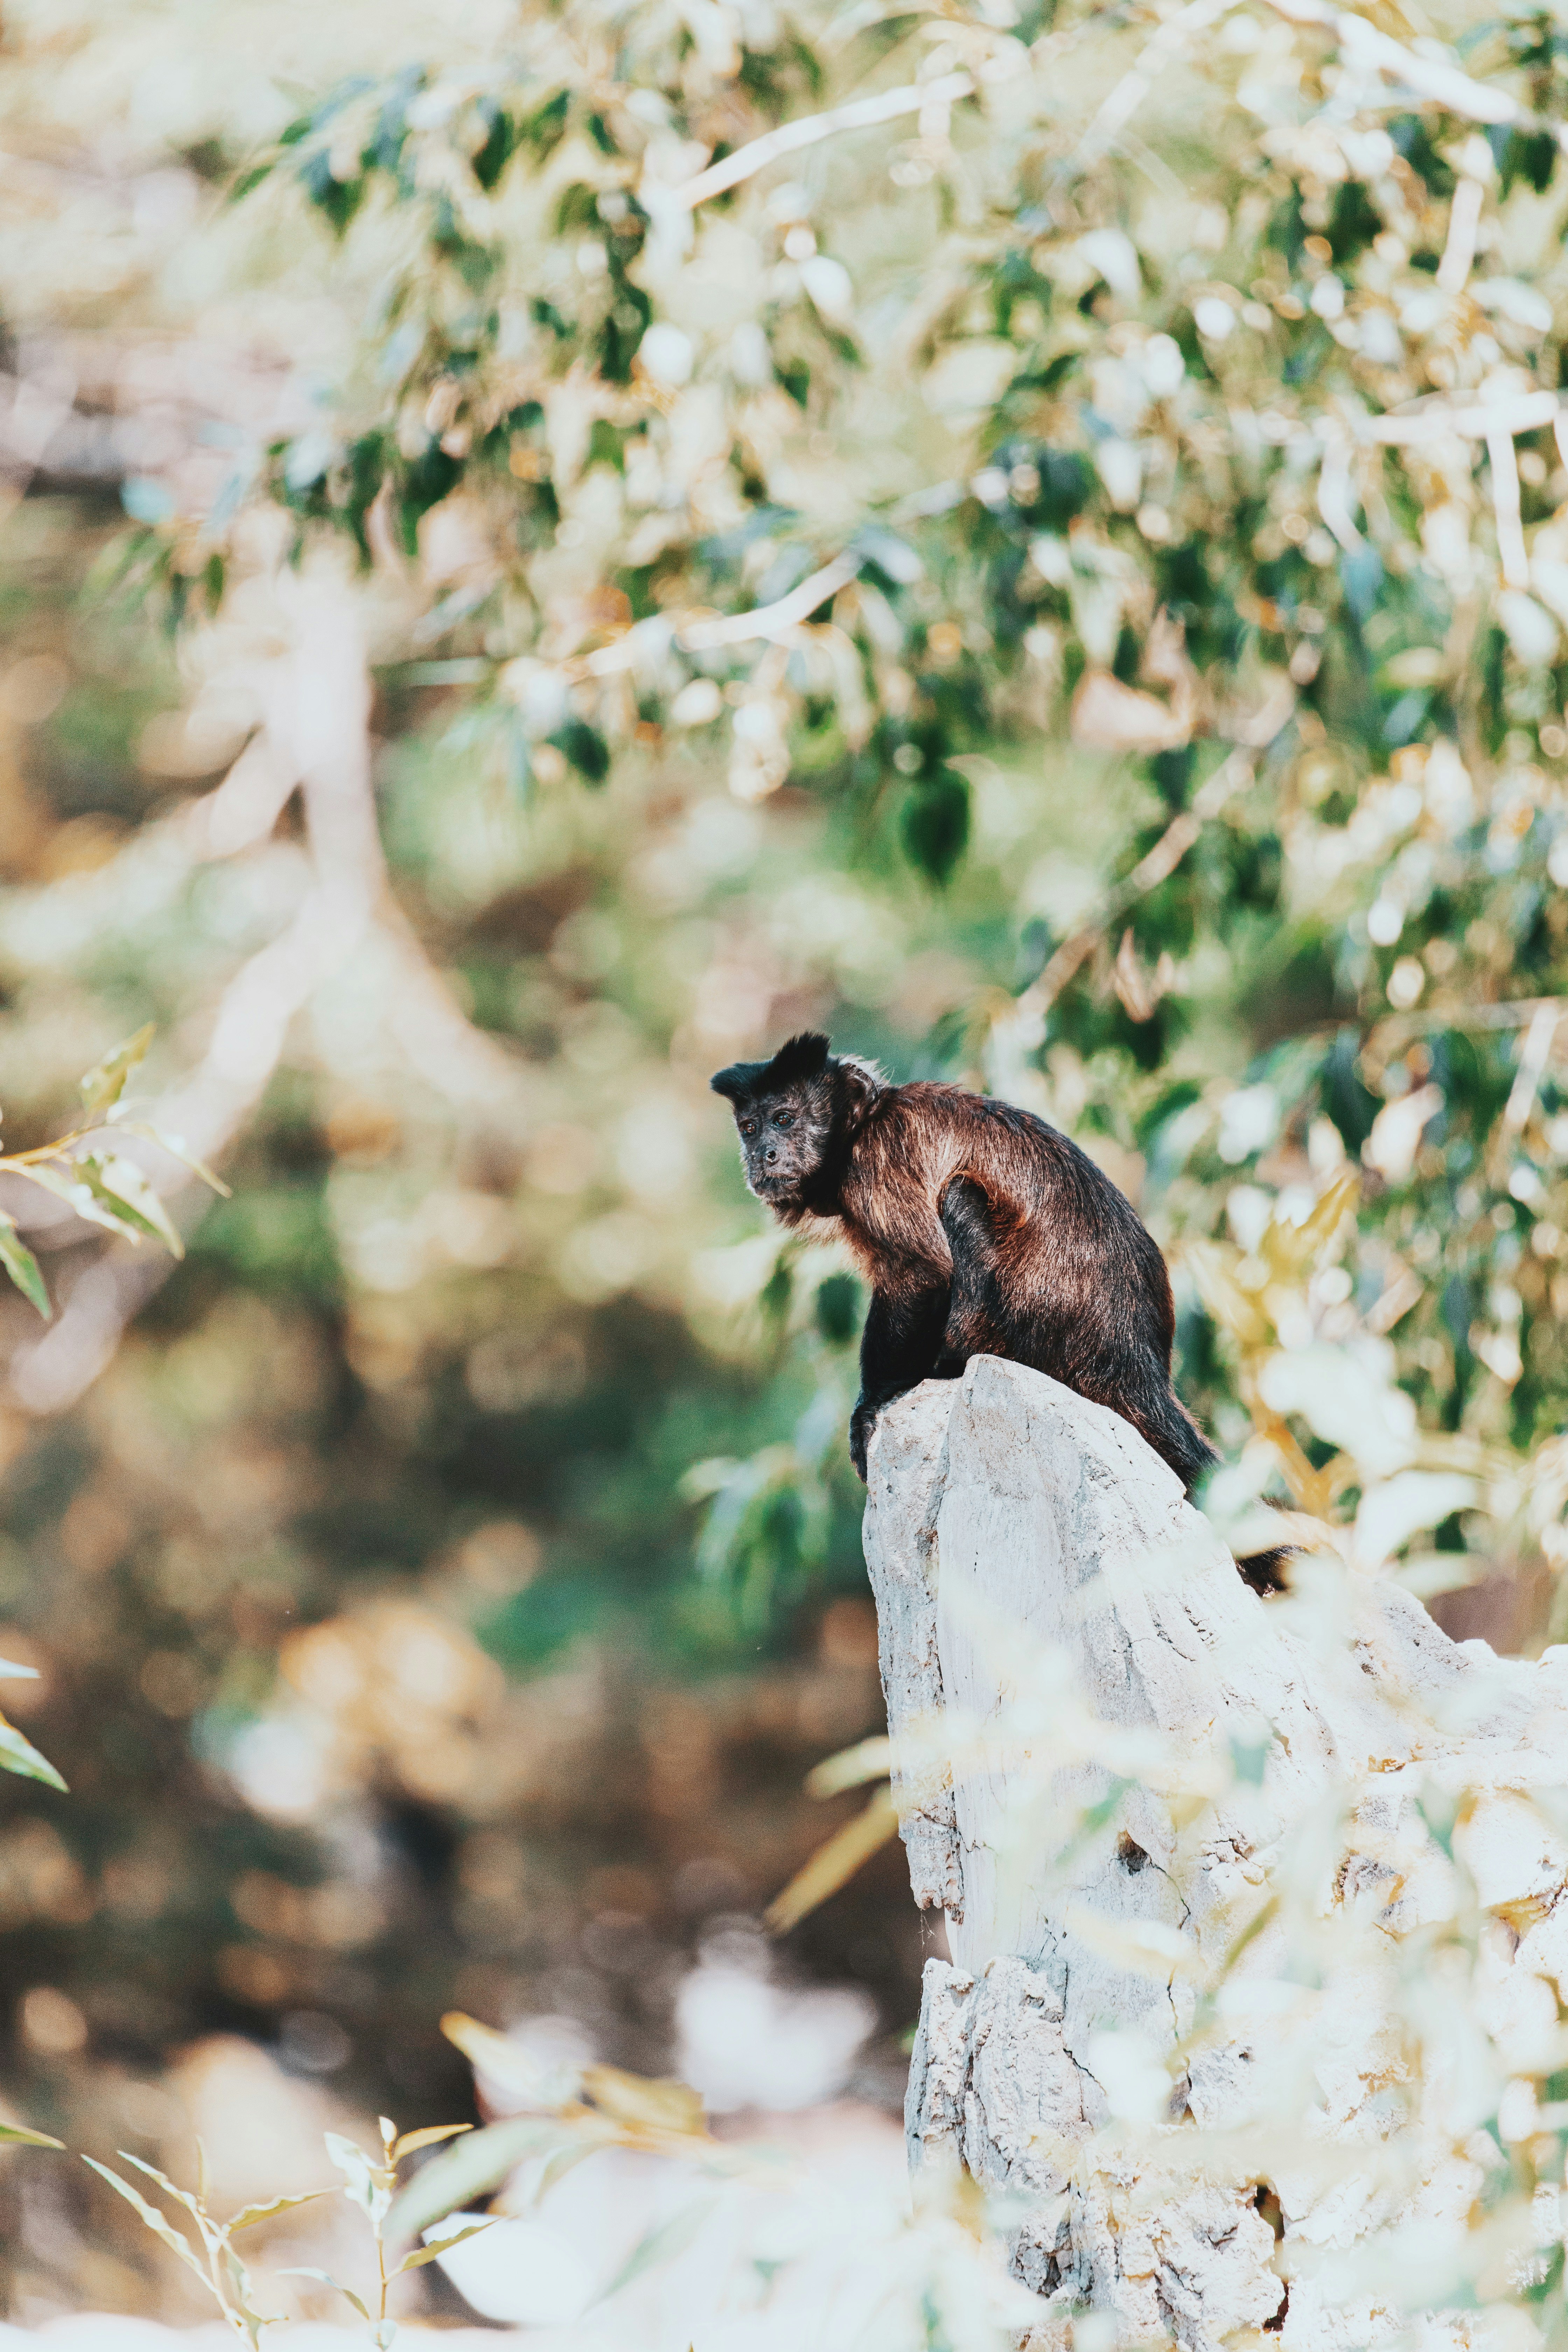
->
xmin=710 ymin=1032 xmax=882 ymax=1217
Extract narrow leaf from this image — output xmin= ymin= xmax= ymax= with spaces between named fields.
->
xmin=0 ymin=1222 xmax=50 ymax=1319
xmin=324 ymin=2132 xmax=390 ymax=2225
xmin=391 ymin=2123 xmax=471 ymax=2162
xmin=18 ymin=1161 xmax=153 ymax=1246
xmin=804 ymin=1737 xmax=893 ymax=1798
xmin=228 ymin=2188 xmax=331 ymax=2233
xmin=111 ymin=1123 xmax=231 ymax=1197
xmin=82 ymin=1156 xmax=184 ymax=1258
xmin=118 ymin=2152 xmax=220 ymax=2249
xmin=0 ymin=1711 xmax=68 ymax=1793
xmin=581 ymin=2065 xmax=707 ymax=2140
xmin=278 ymin=2268 xmax=370 ymax=2322
xmin=0 ymin=2121 xmax=64 ymax=2149
xmin=440 ymin=2010 xmax=582 ymax=2108
xmin=398 ymin=2219 xmax=497 ymax=2273
xmin=590 ymin=2198 xmax=715 ymax=2307
xmin=763 ymin=1785 xmax=900 ymax=1934
xmin=385 ymin=2117 xmax=576 ymax=2243
xmin=82 ymin=2159 xmax=216 ymax=2294
xmin=79 ymin=1024 xmax=155 ymax=1117
xmin=531 ymin=2139 xmax=601 ymax=2204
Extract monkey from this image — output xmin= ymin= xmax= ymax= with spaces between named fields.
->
xmin=711 ymin=1031 xmax=1287 ymax=1593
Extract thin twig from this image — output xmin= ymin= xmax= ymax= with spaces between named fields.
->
xmin=672 ymin=70 xmax=975 ymax=210
xmin=1366 ymin=390 xmax=1562 ymax=446
xmin=1068 ymin=0 xmax=1241 ymax=174
xmin=1260 ymin=0 xmax=1539 ymax=133
xmin=1001 ymin=750 xmax=1255 ymax=1035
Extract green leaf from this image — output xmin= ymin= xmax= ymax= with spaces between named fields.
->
xmin=118 ymin=2153 xmax=227 ymax=2259
xmin=530 ymin=2138 xmax=601 ymax=2204
xmin=391 ymin=2123 xmax=471 ymax=2162
xmin=0 ymin=1219 xmax=49 ymax=1318
xmin=814 ymin=1272 xmax=860 ymax=1346
xmin=228 ymin=2188 xmax=331 ymax=2233
xmin=83 ymin=2160 xmax=215 ymax=2296
xmin=385 ymin=2117 xmax=574 ymax=2242
xmin=325 ymin=2132 xmax=391 ymax=2226
xmin=0 ymin=2121 xmax=65 ymax=2149
xmin=82 ymin=1155 xmax=184 ymax=1258
xmin=278 ymin=2267 xmax=371 ymax=2321
xmin=229 ymin=160 xmax=275 ymax=205
xmin=0 ymin=1712 xmax=67 ymax=1792
xmin=398 ymin=2218 xmax=497 ymax=2273
xmin=111 ymin=1121 xmax=231 ymax=1197
xmin=79 ymin=1024 xmax=156 ymax=1118
xmin=548 ymin=718 xmax=610 ymax=784
xmin=18 ymin=1160 xmax=156 ymax=1246
xmin=901 ymin=769 xmax=970 ymax=886
xmin=590 ymin=2197 xmax=715 ymax=2307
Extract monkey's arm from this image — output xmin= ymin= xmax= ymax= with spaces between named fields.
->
xmin=849 ymin=1275 xmax=951 ymax=1480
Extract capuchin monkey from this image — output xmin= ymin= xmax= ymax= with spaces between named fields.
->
xmin=712 ymin=1032 xmax=1286 ymax=1593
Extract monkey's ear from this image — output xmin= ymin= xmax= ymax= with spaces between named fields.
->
xmin=762 ymin=1031 xmax=832 ymax=1088
xmin=836 ymin=1054 xmax=884 ymax=1123
xmin=710 ymin=1062 xmax=763 ymax=1103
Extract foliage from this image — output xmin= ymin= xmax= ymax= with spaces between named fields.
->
xmin=124 ymin=0 xmax=1568 ymax=1618
xmin=5 ymin=0 xmax=1568 ymax=2330
xmin=0 ymin=1025 xmax=225 ymax=1321
xmin=85 ymin=2114 xmax=486 ymax=2349
xmin=85 ymin=2004 xmax=1043 ymax=2351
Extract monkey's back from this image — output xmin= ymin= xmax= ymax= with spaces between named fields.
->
xmin=843 ymin=1080 xmax=1189 ymax=1436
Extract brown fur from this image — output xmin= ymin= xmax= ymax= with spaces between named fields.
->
xmin=712 ymin=1033 xmax=1285 ymax=1593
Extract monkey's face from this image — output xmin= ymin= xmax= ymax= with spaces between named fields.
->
xmin=730 ymin=1081 xmax=834 ymax=1209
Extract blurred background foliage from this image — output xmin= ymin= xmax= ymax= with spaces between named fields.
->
xmin=4 ymin=0 xmax=1568 ymax=2320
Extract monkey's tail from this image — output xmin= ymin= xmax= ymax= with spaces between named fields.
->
xmin=1122 ymin=1377 xmax=1295 ymax=1595
xmin=1233 ymin=1544 xmax=1292 ymax=1595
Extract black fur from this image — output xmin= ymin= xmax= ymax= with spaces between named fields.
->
xmin=712 ymin=1034 xmax=1286 ymax=1594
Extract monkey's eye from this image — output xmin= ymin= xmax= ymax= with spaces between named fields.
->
xmin=774 ymin=1112 xmax=794 ymax=1130
xmin=740 ymin=1120 xmax=757 ymax=1137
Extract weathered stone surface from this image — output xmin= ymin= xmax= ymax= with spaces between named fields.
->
xmin=866 ymin=1356 xmax=1568 ymax=2350
xmin=861 ymin=1378 xmax=963 ymax=1915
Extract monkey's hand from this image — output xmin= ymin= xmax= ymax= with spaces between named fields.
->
xmin=849 ymin=1396 xmax=878 ymax=1483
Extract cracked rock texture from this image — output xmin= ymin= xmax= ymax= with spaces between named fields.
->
xmin=864 ymin=1358 xmax=1568 ymax=2351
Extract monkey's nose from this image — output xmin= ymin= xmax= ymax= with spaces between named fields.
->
xmin=763 ymin=1148 xmax=777 ymax=1165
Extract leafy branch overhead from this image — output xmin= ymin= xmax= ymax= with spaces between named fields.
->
xmin=0 ymin=1026 xmax=228 ymax=1323
xmin=67 ymin=0 xmax=1568 ymax=1616
xmin=80 ymin=2028 xmax=728 ymax=2343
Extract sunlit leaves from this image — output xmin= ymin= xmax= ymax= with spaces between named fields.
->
xmin=0 ymin=2121 xmax=65 ymax=2149
xmin=0 ymin=1218 xmax=49 ymax=1319
xmin=0 ymin=1029 xmax=227 ymax=1317
xmin=763 ymin=1783 xmax=900 ymax=1931
xmin=99 ymin=2114 xmax=487 ymax=2343
xmin=79 ymin=1022 xmax=154 ymax=1116
xmin=0 ymin=1710 xmax=68 ymax=1792
xmin=0 ymin=1655 xmax=65 ymax=1791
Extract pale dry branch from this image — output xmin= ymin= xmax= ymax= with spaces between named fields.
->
xmin=990 ymin=750 xmax=1255 ymax=1055
xmin=7 ymin=580 xmax=531 ymax=1415
xmin=678 ymin=552 xmax=865 ymax=649
xmin=1365 ymin=390 xmax=1562 ymax=445
xmin=671 ymin=71 xmax=975 ymax=210
xmin=1263 ymin=0 xmax=1535 ymax=129
xmin=1069 ymin=0 xmax=1242 ymax=174
xmin=1488 ymin=426 xmax=1529 ymax=589
xmin=1435 ymin=173 xmax=1484 ymax=295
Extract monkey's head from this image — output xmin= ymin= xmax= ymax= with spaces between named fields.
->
xmin=710 ymin=1032 xmax=878 ymax=1216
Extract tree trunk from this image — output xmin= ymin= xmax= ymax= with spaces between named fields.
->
xmin=862 ymin=1356 xmax=1568 ymax=2350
